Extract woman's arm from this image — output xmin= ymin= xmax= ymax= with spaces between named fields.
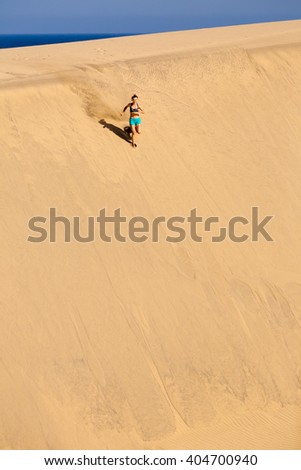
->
xmin=138 ymin=105 xmax=145 ymax=114
xmin=120 ymin=103 xmax=130 ymax=115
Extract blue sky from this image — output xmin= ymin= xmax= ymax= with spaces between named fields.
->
xmin=1 ymin=0 xmax=301 ymax=34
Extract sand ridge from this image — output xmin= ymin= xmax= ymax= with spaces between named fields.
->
xmin=0 ymin=21 xmax=301 ymax=449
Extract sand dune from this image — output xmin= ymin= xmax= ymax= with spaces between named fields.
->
xmin=1 ymin=21 xmax=301 ymax=449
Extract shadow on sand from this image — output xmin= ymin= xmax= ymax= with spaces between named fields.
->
xmin=99 ymin=119 xmax=131 ymax=144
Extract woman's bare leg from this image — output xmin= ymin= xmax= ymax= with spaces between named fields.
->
xmin=133 ymin=124 xmax=141 ymax=147
xmin=130 ymin=125 xmax=136 ymax=146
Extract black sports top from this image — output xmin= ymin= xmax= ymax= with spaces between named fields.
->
xmin=130 ymin=102 xmax=139 ymax=113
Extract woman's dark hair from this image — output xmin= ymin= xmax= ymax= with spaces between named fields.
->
xmin=131 ymin=94 xmax=138 ymax=100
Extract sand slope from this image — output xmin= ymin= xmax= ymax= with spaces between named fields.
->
xmin=0 ymin=21 xmax=301 ymax=449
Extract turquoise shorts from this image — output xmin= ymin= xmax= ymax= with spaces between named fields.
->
xmin=130 ymin=116 xmax=141 ymax=126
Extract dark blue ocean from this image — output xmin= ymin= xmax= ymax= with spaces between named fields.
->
xmin=0 ymin=34 xmax=137 ymax=49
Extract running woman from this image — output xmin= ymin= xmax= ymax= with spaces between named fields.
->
xmin=121 ymin=94 xmax=144 ymax=147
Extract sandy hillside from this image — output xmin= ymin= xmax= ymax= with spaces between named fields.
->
xmin=1 ymin=21 xmax=301 ymax=450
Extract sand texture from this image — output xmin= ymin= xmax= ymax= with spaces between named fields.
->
xmin=1 ymin=21 xmax=301 ymax=449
